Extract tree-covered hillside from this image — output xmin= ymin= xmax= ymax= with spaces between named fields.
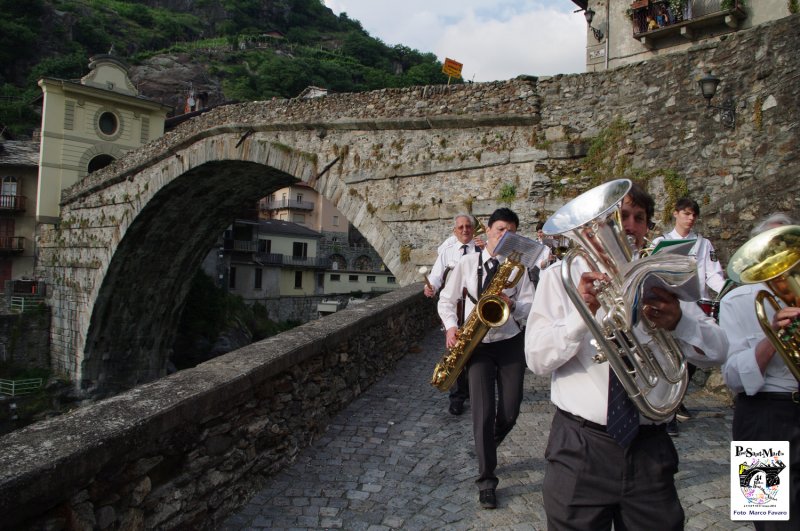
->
xmin=0 ymin=0 xmax=453 ymax=137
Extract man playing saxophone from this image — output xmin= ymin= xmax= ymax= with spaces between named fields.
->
xmin=720 ymin=213 xmax=799 ymax=531
xmin=525 ymin=182 xmax=728 ymax=530
xmin=437 ymin=207 xmax=534 ymax=510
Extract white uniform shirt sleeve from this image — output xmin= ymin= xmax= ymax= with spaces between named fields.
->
xmin=672 ymin=299 xmax=729 ymax=367
xmin=697 ymin=237 xmax=726 ymax=294
xmin=719 ymin=285 xmax=768 ymax=394
xmin=428 ymin=245 xmax=452 ymax=293
xmin=525 ymin=261 xmax=590 ymax=375
xmin=437 ymin=254 xmax=474 ymax=331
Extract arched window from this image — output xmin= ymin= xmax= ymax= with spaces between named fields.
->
xmin=329 ymin=254 xmax=347 ymax=270
xmin=88 ymin=154 xmax=116 ymax=173
xmin=354 ymin=255 xmax=372 ymax=271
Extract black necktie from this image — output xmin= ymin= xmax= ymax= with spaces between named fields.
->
xmin=461 ymin=244 xmax=469 ymax=256
xmin=482 ymin=258 xmax=499 ymax=291
xmin=606 ymin=370 xmax=639 ymax=448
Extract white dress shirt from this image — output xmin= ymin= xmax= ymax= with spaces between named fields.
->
xmin=438 ymin=249 xmax=535 ymax=342
xmin=719 ymin=283 xmax=796 ymax=394
xmin=525 ymin=259 xmax=729 ymax=425
xmin=429 ymin=239 xmax=479 ymax=293
xmin=651 ymin=229 xmax=725 ymax=299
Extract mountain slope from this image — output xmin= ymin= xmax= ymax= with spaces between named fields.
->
xmin=0 ymin=0 xmax=452 ymax=137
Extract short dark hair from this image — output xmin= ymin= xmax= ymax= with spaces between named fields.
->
xmin=627 ymin=182 xmax=655 ymax=224
xmin=488 ymin=207 xmax=519 ymax=228
xmin=674 ymin=197 xmax=700 ymax=216
xmin=535 ymin=221 xmax=545 ymax=231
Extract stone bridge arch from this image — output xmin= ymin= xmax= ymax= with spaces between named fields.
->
xmin=37 ymin=15 xmax=800 ymax=394
xmin=38 ymin=81 xmax=544 ymax=394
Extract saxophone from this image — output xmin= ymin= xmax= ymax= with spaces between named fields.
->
xmin=430 ymin=251 xmax=525 ymax=391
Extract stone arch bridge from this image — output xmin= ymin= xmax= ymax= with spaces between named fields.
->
xmin=37 ymin=14 xmax=800 ymax=394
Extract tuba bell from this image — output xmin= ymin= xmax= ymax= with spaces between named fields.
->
xmin=726 ymin=225 xmax=800 ymax=382
xmin=543 ymin=179 xmax=698 ymax=421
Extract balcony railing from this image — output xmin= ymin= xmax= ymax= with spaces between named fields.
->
xmin=261 ymin=198 xmax=315 ymax=211
xmin=283 ymin=255 xmax=331 ymax=269
xmin=0 ymin=194 xmax=26 ymax=211
xmin=0 ymin=236 xmax=24 ymax=252
xmin=253 ymin=252 xmax=283 ymax=266
xmin=630 ymin=0 xmax=746 ymax=45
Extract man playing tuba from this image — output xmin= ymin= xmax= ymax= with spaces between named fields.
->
xmin=437 ymin=207 xmax=534 ymax=510
xmin=720 ymin=212 xmax=800 ymax=531
xmin=525 ymin=182 xmax=728 ymax=530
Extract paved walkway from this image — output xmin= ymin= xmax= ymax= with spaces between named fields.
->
xmin=221 ymin=327 xmax=750 ymax=531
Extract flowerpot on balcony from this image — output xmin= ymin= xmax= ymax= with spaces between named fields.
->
xmin=631 ymin=0 xmax=649 ymax=9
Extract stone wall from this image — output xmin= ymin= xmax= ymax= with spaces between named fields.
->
xmin=0 ymin=285 xmax=438 ymax=530
xmin=0 ymin=311 xmax=50 ymax=369
xmin=38 ymin=13 xmax=800 ymax=392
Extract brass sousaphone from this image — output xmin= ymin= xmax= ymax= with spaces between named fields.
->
xmin=726 ymin=225 xmax=800 ymax=381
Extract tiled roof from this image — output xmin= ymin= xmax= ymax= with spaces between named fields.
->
xmin=257 ymin=219 xmax=322 ymax=238
xmin=0 ymin=140 xmax=40 ymax=167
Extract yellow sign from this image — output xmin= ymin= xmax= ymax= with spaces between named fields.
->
xmin=442 ymin=58 xmax=463 ymax=79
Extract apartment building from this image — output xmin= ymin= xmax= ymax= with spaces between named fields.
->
xmin=0 ymin=139 xmax=39 ymax=288
xmin=573 ymin=1 xmax=792 ymax=71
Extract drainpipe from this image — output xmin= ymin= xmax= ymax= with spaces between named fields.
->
xmin=605 ymin=0 xmax=610 ymax=70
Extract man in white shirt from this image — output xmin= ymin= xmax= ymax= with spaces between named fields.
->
xmin=525 ymin=183 xmax=728 ymax=530
xmin=652 ymin=197 xmax=726 ymax=429
xmin=425 ymin=213 xmax=482 ymax=415
xmin=719 ymin=213 xmax=799 ymax=531
xmin=424 ymin=214 xmax=481 ymax=298
xmin=438 ymin=207 xmax=534 ymax=510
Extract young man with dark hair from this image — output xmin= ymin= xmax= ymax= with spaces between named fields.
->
xmin=525 ymin=182 xmax=728 ymax=530
xmin=438 ymin=207 xmax=534 ymax=509
xmin=652 ymin=196 xmax=726 ymax=431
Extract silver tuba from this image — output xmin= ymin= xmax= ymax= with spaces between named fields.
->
xmin=543 ymin=179 xmax=698 ymax=421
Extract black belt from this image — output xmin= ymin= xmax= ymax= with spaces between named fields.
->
xmin=738 ymin=392 xmax=800 ymax=403
xmin=557 ymin=408 xmax=666 ymax=434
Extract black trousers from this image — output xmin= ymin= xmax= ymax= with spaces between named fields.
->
xmin=448 ymin=368 xmax=469 ymax=404
xmin=467 ymin=332 xmax=526 ymax=491
xmin=733 ymin=393 xmax=800 ymax=531
xmin=542 ymin=409 xmax=684 ymax=531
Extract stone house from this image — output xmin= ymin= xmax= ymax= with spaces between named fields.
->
xmin=36 ymin=53 xmax=170 ymax=223
xmin=260 ymin=183 xmax=398 ymax=298
xmin=573 ymin=0 xmax=793 ymax=72
xmin=0 ymin=139 xmax=39 ymax=289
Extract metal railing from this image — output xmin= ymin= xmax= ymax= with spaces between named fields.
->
xmin=630 ymin=0 xmax=737 ymax=35
xmin=0 ymin=194 xmax=26 ymax=211
xmin=0 ymin=378 xmax=43 ymax=397
xmin=9 ymin=295 xmax=45 ymax=313
xmin=261 ymin=198 xmax=315 ymax=211
xmin=0 ymin=236 xmax=24 ymax=252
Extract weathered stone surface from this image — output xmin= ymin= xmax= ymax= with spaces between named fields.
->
xmin=32 ymin=15 xmax=800 ymax=401
xmin=0 ymin=285 xmax=437 ymax=531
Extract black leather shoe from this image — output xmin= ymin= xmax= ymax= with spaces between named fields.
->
xmin=449 ymin=401 xmax=464 ymax=415
xmin=479 ymin=488 xmax=497 ymax=509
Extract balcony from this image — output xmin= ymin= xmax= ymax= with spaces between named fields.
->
xmin=253 ymin=252 xmax=283 ymax=266
xmin=283 ymin=255 xmax=331 ymax=269
xmin=630 ymin=0 xmax=747 ymax=49
xmin=0 ymin=236 xmax=24 ymax=253
xmin=261 ymin=198 xmax=315 ymax=212
xmin=0 ymin=194 xmax=26 ymax=212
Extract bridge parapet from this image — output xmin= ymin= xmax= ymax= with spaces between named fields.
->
xmin=0 ymin=284 xmax=437 ymax=530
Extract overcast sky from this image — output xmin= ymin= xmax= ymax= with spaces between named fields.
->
xmin=323 ymin=0 xmax=587 ymax=82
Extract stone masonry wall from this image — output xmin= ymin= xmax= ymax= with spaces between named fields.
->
xmin=0 ymin=311 xmax=50 ymax=369
xmin=0 ymin=285 xmax=438 ymax=530
xmin=36 ymin=14 xmax=799 ymax=391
